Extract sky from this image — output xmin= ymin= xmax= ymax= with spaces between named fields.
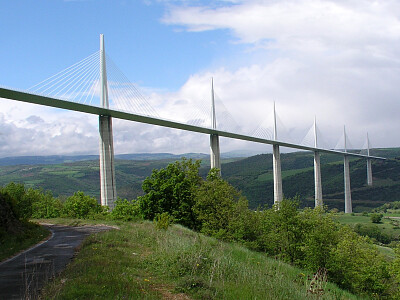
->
xmin=1 ymin=0 xmax=400 ymax=158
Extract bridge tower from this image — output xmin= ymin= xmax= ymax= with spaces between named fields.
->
xmin=343 ymin=125 xmax=352 ymax=213
xmin=272 ymin=102 xmax=283 ymax=204
xmin=313 ymin=117 xmax=323 ymax=207
xmin=366 ymin=132 xmax=373 ymax=186
xmin=99 ymin=34 xmax=117 ymax=209
xmin=210 ymin=78 xmax=221 ymax=174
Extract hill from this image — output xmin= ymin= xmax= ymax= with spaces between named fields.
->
xmin=39 ymin=219 xmax=358 ymax=299
xmin=220 ymin=148 xmax=400 ymax=211
xmin=1 ymin=148 xmax=400 ymax=212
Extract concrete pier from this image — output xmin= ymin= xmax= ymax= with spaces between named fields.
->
xmin=314 ymin=151 xmax=323 ymax=207
xmin=313 ymin=117 xmax=323 ymax=207
xmin=366 ymin=133 xmax=373 ymax=186
xmin=367 ymin=159 xmax=373 ymax=186
xmin=272 ymin=102 xmax=283 ymax=204
xmin=273 ymin=144 xmax=283 ymax=204
xmin=99 ymin=34 xmax=117 ymax=209
xmin=344 ymin=155 xmax=352 ymax=213
xmin=99 ymin=115 xmax=117 ymax=209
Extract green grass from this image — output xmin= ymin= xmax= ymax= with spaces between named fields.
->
xmin=337 ymin=213 xmax=400 ymax=237
xmin=0 ymin=221 xmax=50 ymax=261
xmin=40 ymin=220 xmax=360 ymax=300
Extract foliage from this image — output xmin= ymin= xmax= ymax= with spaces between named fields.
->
xmin=327 ymin=226 xmax=391 ymax=296
xmin=194 ymin=169 xmax=249 ymax=240
xmin=353 ymin=223 xmax=392 ymax=244
xmin=391 ymin=245 xmax=400 ymax=299
xmin=153 ymin=212 xmax=173 ymax=230
xmin=110 ymin=198 xmax=141 ymax=221
xmin=139 ymin=158 xmax=202 ymax=229
xmin=1 ymin=182 xmax=31 ymax=220
xmin=371 ymin=213 xmax=384 ymax=223
xmin=31 ymin=190 xmax=63 ymax=219
xmin=63 ymin=191 xmax=104 ymax=219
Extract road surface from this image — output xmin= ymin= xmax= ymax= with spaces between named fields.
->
xmin=0 ymin=224 xmax=113 ymax=299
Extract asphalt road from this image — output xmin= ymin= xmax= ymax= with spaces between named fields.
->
xmin=0 ymin=224 xmax=113 ymax=299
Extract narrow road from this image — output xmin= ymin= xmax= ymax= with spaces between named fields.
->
xmin=0 ymin=224 xmax=113 ymax=299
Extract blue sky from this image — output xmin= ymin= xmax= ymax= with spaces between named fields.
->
xmin=1 ymin=0 xmax=400 ymax=157
xmin=0 ymin=1 xmax=233 ymax=90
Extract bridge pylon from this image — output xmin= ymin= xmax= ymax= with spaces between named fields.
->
xmin=210 ymin=78 xmax=221 ymax=174
xmin=366 ymin=132 xmax=373 ymax=186
xmin=99 ymin=34 xmax=117 ymax=209
xmin=313 ymin=117 xmax=323 ymax=207
xmin=343 ymin=125 xmax=352 ymax=213
xmin=272 ymin=102 xmax=283 ymax=205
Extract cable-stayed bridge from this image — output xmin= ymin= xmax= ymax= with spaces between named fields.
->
xmin=0 ymin=35 xmax=385 ymax=213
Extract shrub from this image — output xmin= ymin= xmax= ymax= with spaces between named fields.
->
xmin=154 ymin=212 xmax=173 ymax=230
xmin=63 ymin=191 xmax=103 ymax=219
xmin=371 ymin=213 xmax=383 ymax=224
xmin=111 ymin=198 xmax=141 ymax=221
xmin=327 ymin=226 xmax=391 ymax=296
xmin=1 ymin=183 xmax=30 ymax=220
xmin=140 ymin=158 xmax=202 ymax=229
xmin=31 ymin=191 xmax=63 ymax=219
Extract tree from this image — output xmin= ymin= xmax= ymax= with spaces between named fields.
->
xmin=139 ymin=158 xmax=202 ymax=229
xmin=64 ymin=191 xmax=103 ymax=219
xmin=193 ymin=168 xmax=253 ymax=240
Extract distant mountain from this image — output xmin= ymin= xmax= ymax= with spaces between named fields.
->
xmin=0 ymin=153 xmax=210 ymax=166
xmin=1 ymin=148 xmax=399 ymax=212
xmin=0 ymin=150 xmax=261 ymax=166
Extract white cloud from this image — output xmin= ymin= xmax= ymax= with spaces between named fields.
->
xmin=158 ymin=0 xmax=400 ymax=150
xmin=1 ymin=0 xmax=400 ymax=158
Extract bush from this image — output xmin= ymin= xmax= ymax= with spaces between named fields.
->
xmin=111 ymin=199 xmax=141 ymax=221
xmin=63 ymin=191 xmax=104 ymax=219
xmin=139 ymin=158 xmax=202 ymax=229
xmin=371 ymin=213 xmax=383 ymax=224
xmin=1 ymin=183 xmax=30 ymax=220
xmin=327 ymin=226 xmax=391 ymax=296
xmin=154 ymin=212 xmax=173 ymax=230
xmin=31 ymin=190 xmax=63 ymax=219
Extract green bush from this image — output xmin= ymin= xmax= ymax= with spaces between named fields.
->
xmin=371 ymin=213 xmax=384 ymax=223
xmin=111 ymin=198 xmax=141 ymax=221
xmin=1 ymin=182 xmax=30 ymax=220
xmin=327 ymin=226 xmax=391 ymax=296
xmin=31 ymin=190 xmax=63 ymax=219
xmin=139 ymin=158 xmax=202 ymax=229
xmin=353 ymin=223 xmax=392 ymax=244
xmin=63 ymin=191 xmax=103 ymax=219
xmin=154 ymin=212 xmax=173 ymax=230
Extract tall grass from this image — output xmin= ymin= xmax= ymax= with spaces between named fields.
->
xmin=41 ymin=221 xmax=360 ymax=299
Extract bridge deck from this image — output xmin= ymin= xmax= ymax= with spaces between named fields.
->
xmin=0 ymin=87 xmax=385 ymax=160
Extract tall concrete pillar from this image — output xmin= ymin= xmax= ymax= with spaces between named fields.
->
xmin=99 ymin=34 xmax=117 ymax=209
xmin=367 ymin=159 xmax=373 ymax=186
xmin=273 ymin=144 xmax=283 ymax=204
xmin=343 ymin=125 xmax=352 ymax=213
xmin=99 ymin=115 xmax=117 ymax=209
xmin=273 ymin=102 xmax=283 ymax=204
xmin=313 ymin=117 xmax=323 ymax=207
xmin=210 ymin=78 xmax=221 ymax=173
xmin=366 ymin=132 xmax=373 ymax=186
xmin=314 ymin=152 xmax=323 ymax=207
xmin=344 ymin=155 xmax=352 ymax=213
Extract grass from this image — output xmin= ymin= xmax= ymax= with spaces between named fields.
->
xmin=337 ymin=213 xmax=400 ymax=237
xmin=0 ymin=221 xmax=50 ymax=261
xmin=40 ymin=220 xmax=360 ymax=300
